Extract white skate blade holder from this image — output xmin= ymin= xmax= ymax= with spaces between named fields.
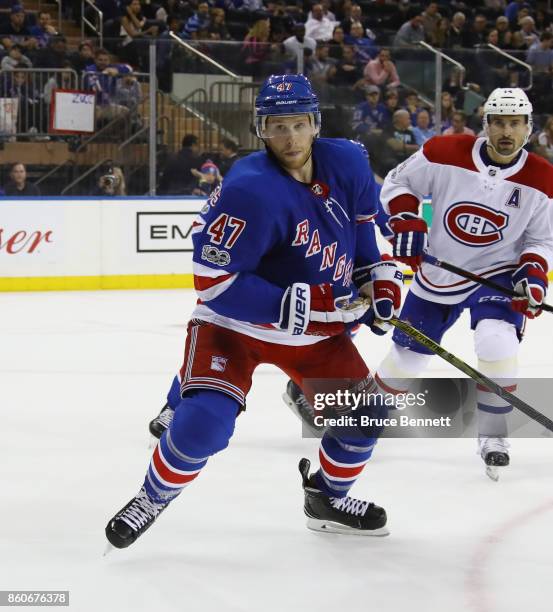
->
xmin=485 ymin=465 xmax=504 ymax=482
xmin=306 ymin=518 xmax=390 ymax=537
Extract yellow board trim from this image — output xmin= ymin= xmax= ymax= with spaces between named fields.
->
xmin=1 ymin=271 xmax=553 ymax=292
xmin=0 ymin=274 xmax=195 ymax=292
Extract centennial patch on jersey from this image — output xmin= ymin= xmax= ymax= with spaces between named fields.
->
xmin=201 ymin=244 xmax=231 ymax=266
xmin=444 ymin=202 xmax=509 ymax=247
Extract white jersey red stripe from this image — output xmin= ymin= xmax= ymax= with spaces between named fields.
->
xmin=381 ymin=135 xmax=553 ymax=305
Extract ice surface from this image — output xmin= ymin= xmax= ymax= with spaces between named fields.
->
xmin=1 ymin=289 xmax=552 ymax=612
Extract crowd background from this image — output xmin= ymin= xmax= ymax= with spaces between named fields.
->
xmin=1 ymin=0 xmax=553 ymax=195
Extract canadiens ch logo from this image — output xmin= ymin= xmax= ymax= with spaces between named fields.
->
xmin=444 ymin=202 xmax=509 ymax=247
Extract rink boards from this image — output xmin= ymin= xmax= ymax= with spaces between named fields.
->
xmin=0 ymin=197 xmax=201 ymax=291
xmin=2 ymin=196 xmax=529 ymax=292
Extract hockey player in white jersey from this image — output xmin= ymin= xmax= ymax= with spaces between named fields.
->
xmin=377 ymin=88 xmax=553 ymax=479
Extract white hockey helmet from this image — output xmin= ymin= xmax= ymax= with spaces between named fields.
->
xmin=482 ymin=88 xmax=533 ymax=154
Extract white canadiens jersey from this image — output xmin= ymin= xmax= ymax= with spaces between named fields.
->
xmin=380 ymin=135 xmax=553 ymax=304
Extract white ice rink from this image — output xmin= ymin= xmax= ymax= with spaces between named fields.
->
xmin=1 ymin=288 xmax=552 ymax=612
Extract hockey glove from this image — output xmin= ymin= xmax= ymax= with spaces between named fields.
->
xmin=388 ymin=212 xmax=428 ymax=271
xmin=353 ymin=260 xmax=403 ymax=335
xmin=279 ymin=282 xmax=371 ymax=336
xmin=511 ymin=254 xmax=548 ymax=318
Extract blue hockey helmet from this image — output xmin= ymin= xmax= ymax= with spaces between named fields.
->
xmin=254 ymin=74 xmax=321 ymax=138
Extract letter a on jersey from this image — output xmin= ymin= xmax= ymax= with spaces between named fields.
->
xmin=506 ymin=187 xmax=521 ymax=208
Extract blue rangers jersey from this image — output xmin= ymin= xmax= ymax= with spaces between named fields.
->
xmin=191 ymin=138 xmax=383 ymax=345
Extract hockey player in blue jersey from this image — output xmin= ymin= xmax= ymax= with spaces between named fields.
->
xmin=105 ymin=75 xmax=404 ymax=548
xmin=148 ymin=149 xmax=395 ymax=438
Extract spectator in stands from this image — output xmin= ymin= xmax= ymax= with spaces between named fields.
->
xmin=208 ymin=8 xmax=231 ymax=41
xmin=92 ymin=165 xmax=127 ymax=196
xmin=328 ymin=44 xmax=360 ymax=87
xmin=341 ymin=4 xmax=367 ymax=36
xmin=29 ymin=11 xmax=58 ymax=48
xmin=535 ymin=8 xmax=552 ymax=34
xmin=440 ymin=90 xmax=455 ymax=131
xmin=447 ymin=12 xmax=467 ymax=48
xmin=394 ymin=13 xmax=425 ymax=48
xmin=120 ymin=0 xmax=161 ymax=70
xmin=3 ymin=162 xmax=40 ymax=196
xmin=307 ymin=43 xmax=337 ymax=85
xmin=157 ymin=15 xmax=182 ymax=91
xmin=495 ymin=16 xmax=513 ymax=48
xmin=505 ymin=0 xmax=530 ymax=27
xmin=527 ymin=31 xmax=553 ymax=98
xmin=1 ymin=69 xmax=41 ymax=133
xmin=309 ymin=0 xmax=336 ymax=24
xmin=218 ymin=139 xmax=239 ymax=176
xmin=381 ymin=88 xmax=400 ymax=128
xmin=283 ymin=23 xmax=317 ymax=60
xmin=1 ymin=43 xmax=32 ymax=70
xmin=421 ymin=2 xmax=442 ymax=42
xmin=84 ymin=48 xmax=131 ymax=124
xmin=352 ymin=85 xmax=386 ymax=137
xmin=328 ymin=25 xmax=345 ymax=60
xmin=430 ymin=17 xmax=450 ymax=48
xmin=158 ymin=133 xmax=201 ymax=195
xmin=114 ymin=72 xmax=143 ymax=130
xmin=464 ymin=14 xmax=489 ymax=47
xmin=477 ymin=29 xmax=510 ymax=89
xmin=527 ymin=31 xmax=553 ymax=71
xmin=380 ymin=108 xmax=418 ymax=173
xmin=362 ymin=48 xmax=400 ymax=89
xmin=43 ymin=60 xmax=74 ymax=109
xmin=265 ymin=0 xmax=292 ymax=44
xmin=0 ymin=5 xmax=37 ymax=52
xmin=242 ymin=18 xmax=274 ymax=77
xmin=33 ymin=34 xmax=69 ymax=69
xmin=192 ymin=159 xmax=222 ymax=197
xmin=183 ymin=1 xmax=210 ymax=39
xmin=443 ymin=110 xmax=475 ymax=136
xmin=404 ymin=90 xmax=423 ymax=126
xmin=305 ymin=3 xmax=336 ymax=42
xmin=69 ymin=41 xmax=95 ymax=76
xmin=513 ymin=15 xmax=539 ymax=50
xmin=345 ymin=21 xmax=377 ymax=63
xmin=155 ymin=0 xmax=189 ymax=23
xmin=534 ymin=115 xmax=553 ymax=163
xmin=412 ymin=109 xmax=436 ymax=146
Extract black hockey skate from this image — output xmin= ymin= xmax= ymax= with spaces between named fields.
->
xmin=149 ymin=403 xmax=174 ymax=439
xmin=105 ymin=487 xmax=169 ymax=550
xmin=282 ymin=380 xmax=325 ymax=435
xmin=299 ymin=458 xmax=389 ymax=536
xmin=479 ymin=436 xmax=510 ymax=482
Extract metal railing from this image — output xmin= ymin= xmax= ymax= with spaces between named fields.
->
xmin=0 ymin=68 xmax=79 ymax=139
xmin=486 ymin=43 xmax=533 ymax=91
xmin=169 ymin=33 xmax=242 ymax=80
xmin=418 ymin=41 xmax=468 ymax=130
xmin=81 ymin=0 xmax=103 ymax=48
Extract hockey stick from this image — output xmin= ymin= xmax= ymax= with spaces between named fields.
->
xmin=389 ymin=316 xmax=553 ymax=432
xmin=423 ymin=253 xmax=553 ymax=314
xmin=338 ymin=297 xmax=553 ymax=432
